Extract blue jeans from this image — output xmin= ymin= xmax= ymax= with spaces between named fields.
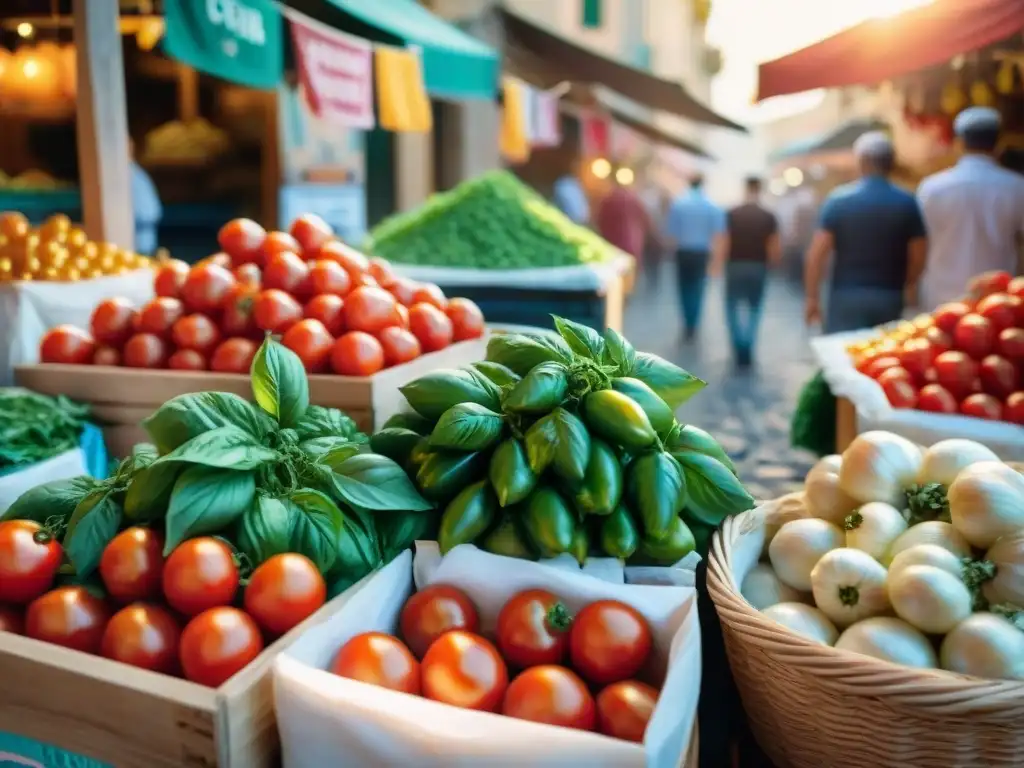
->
xmin=826 ymin=287 xmax=904 ymax=334
xmin=676 ymin=249 xmax=709 ymax=333
xmin=725 ymin=262 xmax=768 ymax=359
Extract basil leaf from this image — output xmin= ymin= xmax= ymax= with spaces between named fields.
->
xmin=675 ymin=452 xmax=755 ymax=526
xmin=630 ymin=353 xmax=706 ymax=410
xmin=1 ymin=475 xmax=100 ymax=524
xmin=471 ymin=361 xmax=521 ymax=388
xmin=63 ymin=491 xmax=122 ymax=578
xmin=400 ymin=368 xmax=501 ymax=421
xmin=330 ymin=453 xmax=432 ymax=511
xmin=154 ymin=425 xmax=278 ymax=470
xmin=602 ymin=327 xmax=637 ymax=376
xmin=377 ymin=509 xmax=440 ymax=562
xmin=667 ymin=423 xmax=737 ymax=475
xmin=143 ymin=392 xmax=273 ymax=454
xmin=485 ymin=332 xmax=573 ymax=376
xmin=300 ymin=436 xmax=365 ymax=464
xmin=325 ymin=507 xmax=383 ymax=593
xmin=368 ymin=428 xmax=424 ymax=466
xmin=429 ymin=403 xmax=505 ymax=451
xmin=628 ymin=452 xmax=688 ymax=540
xmin=288 ymin=488 xmax=345 ymax=573
xmin=553 ymin=316 xmax=605 ymax=360
xmin=380 ymin=411 xmax=435 ymax=435
xmin=524 ymin=411 xmax=558 ymax=475
xmin=164 ymin=466 xmax=255 ymax=553
xmin=550 ymin=408 xmax=591 ymax=486
xmin=295 ymin=405 xmax=366 ymax=443
xmin=237 ymin=496 xmax=298 ymax=566
xmin=124 ymin=461 xmax=181 ymax=521
xmin=251 ymin=337 xmax=310 ymax=427
xmin=131 ymin=443 xmax=159 ymax=467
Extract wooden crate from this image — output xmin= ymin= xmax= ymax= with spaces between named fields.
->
xmin=14 ymin=336 xmax=487 ymax=457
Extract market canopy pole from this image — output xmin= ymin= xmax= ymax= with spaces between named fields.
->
xmin=72 ymin=0 xmax=133 ymax=249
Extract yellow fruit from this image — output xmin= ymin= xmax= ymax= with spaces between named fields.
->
xmin=0 ymin=257 xmax=11 ymax=273
xmin=0 ymin=212 xmax=29 ymax=239
xmin=43 ymin=267 xmax=60 ymax=280
xmin=81 ymin=242 xmax=98 ymax=260
xmin=59 ymin=266 xmax=80 ymax=281
xmin=18 ymin=272 xmax=33 ymax=281
xmin=99 ymin=255 xmax=115 ymax=272
xmin=25 ymin=257 xmax=41 ymax=273
xmin=87 ymin=268 xmax=104 ymax=279
xmin=73 ymin=256 xmax=90 ymax=272
xmin=67 ymin=228 xmax=88 ymax=248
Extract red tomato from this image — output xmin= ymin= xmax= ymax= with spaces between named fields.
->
xmin=446 ymin=298 xmax=485 ymax=342
xmin=917 ymin=383 xmax=959 ymax=414
xmin=101 ymin=604 xmax=181 ymax=673
xmin=596 ymin=680 xmax=659 ymax=743
xmin=40 ymin=325 xmax=96 ymax=364
xmin=503 ymin=665 xmax=596 ymax=730
xmin=179 ymin=607 xmax=264 ymax=688
xmin=395 ymin=303 xmax=410 ymax=329
xmin=881 ymin=376 xmax=918 ymax=409
xmin=400 ymin=584 xmax=480 ymax=659
xmin=315 ymin=240 xmax=369 ymax=278
xmin=367 ymin=257 xmax=397 ymax=287
xmin=90 ymin=298 xmax=137 ymax=347
xmin=304 ymin=294 xmax=346 ymax=336
xmin=263 ymin=251 xmax=311 ymax=297
xmin=976 ymin=293 xmax=1021 ymax=333
xmin=933 ymin=351 xmax=980 ymax=399
xmin=421 ymin=630 xmax=508 ymax=712
xmin=258 ymin=231 xmax=302 ymax=264
xmin=289 ymin=214 xmax=333 ymax=255
xmin=162 ymin=537 xmax=239 ymax=617
xmin=233 ymin=263 xmax=262 ymax=289
xmin=307 ymin=259 xmax=352 ymax=296
xmin=92 ymin=346 xmax=121 ymax=366
xmin=0 ymin=605 xmax=23 ymax=634
xmin=897 ymin=338 xmax=935 ymax=378
xmin=979 ymin=355 xmax=1020 ymax=399
xmin=282 ymin=318 xmax=335 ymax=373
xmin=153 ymin=259 xmax=190 ymax=298
xmin=961 ymin=393 xmax=1004 ymax=421
xmin=1008 ymin=276 xmax=1024 ymax=301
xmin=123 ymin=333 xmax=169 ymax=368
xmin=26 ymin=586 xmax=111 ymax=653
xmin=210 ymin=338 xmax=258 ymax=374
xmin=136 ymin=297 xmax=185 ymax=338
xmin=330 ymin=331 xmax=385 ymax=376
xmin=243 ymin=553 xmax=326 ymax=636
xmin=181 ymin=263 xmax=237 ymax=314
xmin=496 ymin=589 xmax=572 ymax=669
xmin=412 ymin=283 xmax=447 ymax=310
xmin=221 ymin=286 xmax=260 ymax=339
xmin=933 ymin=302 xmax=971 ymax=334
xmin=954 ymin=313 xmax=997 ymax=359
xmin=1005 ymin=392 xmax=1024 ymax=424
xmin=378 ymin=326 xmax=421 ymax=367
xmin=330 ymin=632 xmax=420 ymax=694
xmin=970 ymin=270 xmax=1013 ymax=298
xmin=408 ymin=303 xmax=454 ymax=353
xmin=218 ymin=218 xmax=266 ymax=265
xmin=877 ymin=366 xmax=913 ymax=386
xmin=0 ymin=520 xmax=62 ymax=604
xmin=924 ymin=326 xmax=953 ymax=355
xmin=171 ymin=314 xmax=222 ymax=355
xmin=168 ymin=349 xmax=207 ymax=371
xmin=863 ymin=355 xmax=903 ymax=380
xmin=388 ymin=277 xmax=420 ymax=307
xmin=354 ymin=273 xmax=378 ymax=288
xmin=998 ymin=328 xmax=1024 ymax=361
xmin=99 ymin=527 xmax=165 ymax=604
xmin=253 ymin=289 xmax=304 ymax=334
xmin=569 ymin=600 xmax=652 ymax=686
xmin=342 ymin=286 xmax=403 ymax=334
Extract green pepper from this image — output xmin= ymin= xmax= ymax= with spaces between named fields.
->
xmin=415 ymin=450 xmax=488 ymax=502
xmin=627 ymin=451 xmax=687 ymax=540
xmin=503 ymin=362 xmax=569 ymax=414
xmin=438 ymin=481 xmax=497 ymax=554
xmin=569 ymin=522 xmax=590 ymax=565
xmin=611 ymin=377 xmax=675 ymax=437
xmin=489 ymin=438 xmax=537 ymax=507
xmin=369 ymin=428 xmax=423 ymax=466
xmin=633 ymin=516 xmax=696 ymax=565
xmin=521 ymin=487 xmax=575 ymax=557
xmin=573 ymin=439 xmax=623 ymax=517
xmin=600 ymin=506 xmax=640 ymax=559
xmin=582 ymin=389 xmax=657 ymax=452
xmin=480 ymin=512 xmax=537 ymax=560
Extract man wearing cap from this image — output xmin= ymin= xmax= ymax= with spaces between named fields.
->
xmin=917 ymin=107 xmax=1024 ymax=307
xmin=804 ymin=132 xmax=928 ymax=332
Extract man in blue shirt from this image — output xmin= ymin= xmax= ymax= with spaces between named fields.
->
xmin=552 ymin=161 xmax=589 ymax=226
xmin=129 ymin=139 xmax=163 ymax=255
xmin=804 ymin=132 xmax=927 ymax=333
xmin=664 ymin=174 xmax=727 ymax=341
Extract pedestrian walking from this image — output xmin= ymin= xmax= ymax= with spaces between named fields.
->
xmin=638 ymin=182 xmax=668 ymax=291
xmin=552 ymin=160 xmax=590 ymax=226
xmin=804 ymin=132 xmax=927 ymax=333
xmin=917 ymin=107 xmax=1024 ymax=307
xmin=595 ymin=168 xmax=651 ymax=264
xmin=664 ymin=175 xmax=726 ymax=341
xmin=129 ymin=138 xmax=163 ymax=256
xmin=710 ymin=176 xmax=780 ymax=367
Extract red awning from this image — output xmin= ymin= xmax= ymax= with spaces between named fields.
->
xmin=757 ymin=0 xmax=1024 ymax=101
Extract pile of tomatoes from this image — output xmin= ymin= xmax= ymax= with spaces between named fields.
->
xmin=331 ymin=585 xmax=660 ymax=743
xmin=0 ymin=520 xmax=328 ymax=688
xmin=851 ymin=271 xmax=1024 ymax=425
xmin=37 ymin=214 xmax=486 ymax=376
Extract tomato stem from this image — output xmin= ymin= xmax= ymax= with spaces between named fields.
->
xmin=843 ymin=511 xmax=863 ymax=531
xmin=838 ymin=585 xmax=859 ymax=607
xmin=546 ymin=602 xmax=573 ymax=632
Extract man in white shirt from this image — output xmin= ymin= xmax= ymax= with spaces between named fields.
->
xmin=917 ymin=107 xmax=1024 ymax=307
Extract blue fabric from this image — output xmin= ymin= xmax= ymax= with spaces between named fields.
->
xmin=819 ymin=176 xmax=925 ymax=291
xmin=676 ymin=249 xmax=709 ymax=332
xmin=826 ymin=287 xmax=904 ymax=334
xmin=0 ymin=730 xmax=110 ymax=767
xmin=79 ymin=423 xmax=108 ymax=479
xmin=131 ymin=161 xmax=163 ymax=255
xmin=725 ymin=261 xmax=768 ymax=358
xmin=552 ymin=176 xmax=589 ymax=224
xmin=665 ymin=190 xmax=725 ymax=251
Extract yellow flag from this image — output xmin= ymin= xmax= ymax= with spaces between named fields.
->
xmin=500 ymin=77 xmax=530 ymax=163
xmin=375 ymin=46 xmax=432 ymax=132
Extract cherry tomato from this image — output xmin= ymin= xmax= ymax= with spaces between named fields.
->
xmin=253 ymin=289 xmax=303 ymax=334
xmin=897 ymin=337 xmax=935 ymax=379
xmin=446 ymin=298 xmax=485 ymax=342
xmin=330 ymin=331 xmax=385 ymax=376
xmin=179 ymin=607 xmax=263 ymax=687
xmin=395 ymin=303 xmax=410 ymax=329
xmin=244 ymin=553 xmax=326 ymax=636
xmin=40 ymin=325 xmax=96 ymax=364
xmin=976 ymin=293 xmax=1021 ymax=333
xmin=330 ymin=632 xmax=420 ymax=694
xmin=181 ymin=263 xmax=237 ymax=314
xmin=218 ymin=218 xmax=266 ymax=265
xmin=998 ymin=328 xmax=1024 ymax=362
xmin=412 ymin=283 xmax=447 ymax=310
xmin=167 ymin=349 xmax=206 ymax=371
xmin=378 ymin=326 xmax=421 ymax=368
xmin=367 ymin=257 xmax=396 ymax=287
xmin=92 ymin=346 xmax=121 ymax=366
xmin=171 ymin=314 xmax=222 ymax=355
xmin=596 ymin=680 xmax=658 ymax=742
xmin=342 ymin=286 xmax=403 ymax=334
xmin=26 ymin=586 xmax=111 ymax=653
xmin=136 ymin=297 xmax=185 ymax=338
xmin=196 ymin=252 xmax=232 ymax=269
xmin=315 ymin=240 xmax=369 ymax=278
xmin=222 ymin=286 xmax=260 ymax=339
xmin=387 ymin=277 xmax=419 ymax=307
xmin=970 ymin=270 xmax=1012 ymax=298
xmin=569 ymin=600 xmax=652 ymax=686
xmin=954 ymin=313 xmax=996 ymax=360
xmin=99 ymin=527 xmax=165 ymax=604
xmin=263 ymin=251 xmax=311 ymax=297
xmin=496 ymin=589 xmax=572 ymax=668
xmin=290 ymin=214 xmax=333 ymax=255
xmin=408 ymin=303 xmax=454 ymax=353
xmin=304 ymin=294 xmax=346 ymax=336
xmin=162 ymin=537 xmax=239 ymax=616
xmin=233 ymin=263 xmax=262 ymax=289
xmin=154 ymin=259 xmax=190 ymax=298
xmin=210 ymin=338 xmax=258 ymax=374
xmin=400 ymin=584 xmax=479 ymax=659
xmin=917 ymin=383 xmax=959 ymax=414
xmin=979 ymin=355 xmax=1019 ymax=399
xmin=101 ymin=603 xmax=181 ymax=673
xmin=421 ymin=630 xmax=508 ymax=711
xmin=122 ymin=333 xmax=169 ymax=368
xmin=877 ymin=366 xmax=913 ymax=386
xmin=961 ymin=393 xmax=1003 ymax=421
xmin=281 ymin=318 xmax=334 ymax=373
xmin=863 ymin=355 xmax=903 ymax=380
xmin=307 ymin=259 xmax=352 ymax=297
xmin=1006 ymin=392 xmax=1024 ymax=425
xmin=923 ymin=326 xmax=953 ymax=355
xmin=90 ymin=298 xmax=137 ymax=347
xmin=0 ymin=605 xmax=23 ymax=634
xmin=933 ymin=302 xmax=971 ymax=334
xmin=258 ymin=231 xmax=302 ymax=265
xmin=0 ymin=520 xmax=62 ymax=604
xmin=503 ymin=665 xmax=596 ymax=730
xmin=881 ymin=376 xmax=918 ymax=409
xmin=934 ymin=350 xmax=980 ymax=399
xmin=1008 ymin=276 xmax=1024 ymax=301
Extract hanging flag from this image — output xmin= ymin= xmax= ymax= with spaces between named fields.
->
xmin=580 ymin=109 xmax=610 ymax=156
xmin=500 ymin=76 xmax=530 ymax=163
xmin=375 ymin=45 xmax=432 ymax=132
xmin=531 ymin=88 xmax=561 ymax=148
xmin=283 ymin=8 xmax=375 ymax=130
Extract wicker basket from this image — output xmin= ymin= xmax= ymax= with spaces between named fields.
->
xmin=707 ymin=501 xmax=1024 ymax=768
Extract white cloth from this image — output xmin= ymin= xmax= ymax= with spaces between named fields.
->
xmin=917 ymin=155 xmax=1024 ymax=307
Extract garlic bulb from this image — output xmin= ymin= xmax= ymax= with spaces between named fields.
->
xmin=940 ymin=613 xmax=1024 ymax=680
xmin=919 ymin=439 xmax=999 ymax=487
xmin=888 ymin=564 xmax=972 ymax=635
xmin=836 ymin=617 xmax=938 ymax=669
xmin=839 ymin=431 xmax=923 ymax=506
xmin=762 ymin=602 xmax=838 ymax=645
xmin=804 ymin=455 xmax=859 ymax=525
xmin=810 ymin=548 xmax=890 ymax=627
xmin=888 ymin=544 xmax=963 ymax=582
xmin=843 ymin=502 xmax=908 ymax=560
xmin=768 ymin=518 xmax=843 ymax=591
xmin=981 ymin=533 xmax=1024 ymax=607
xmin=885 ymin=521 xmax=972 ymax=565
xmin=949 ymin=461 xmax=1024 ymax=549
xmin=741 ymin=563 xmax=806 ymax=610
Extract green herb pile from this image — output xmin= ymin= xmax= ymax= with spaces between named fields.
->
xmin=0 ymin=389 xmax=91 ymax=472
xmin=365 ymin=170 xmax=617 ymax=269
xmin=2 ymin=338 xmax=434 ymax=596
xmin=370 ymin=318 xmax=755 ymax=563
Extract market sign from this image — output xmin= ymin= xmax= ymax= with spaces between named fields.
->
xmin=163 ymin=0 xmax=283 ymax=90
